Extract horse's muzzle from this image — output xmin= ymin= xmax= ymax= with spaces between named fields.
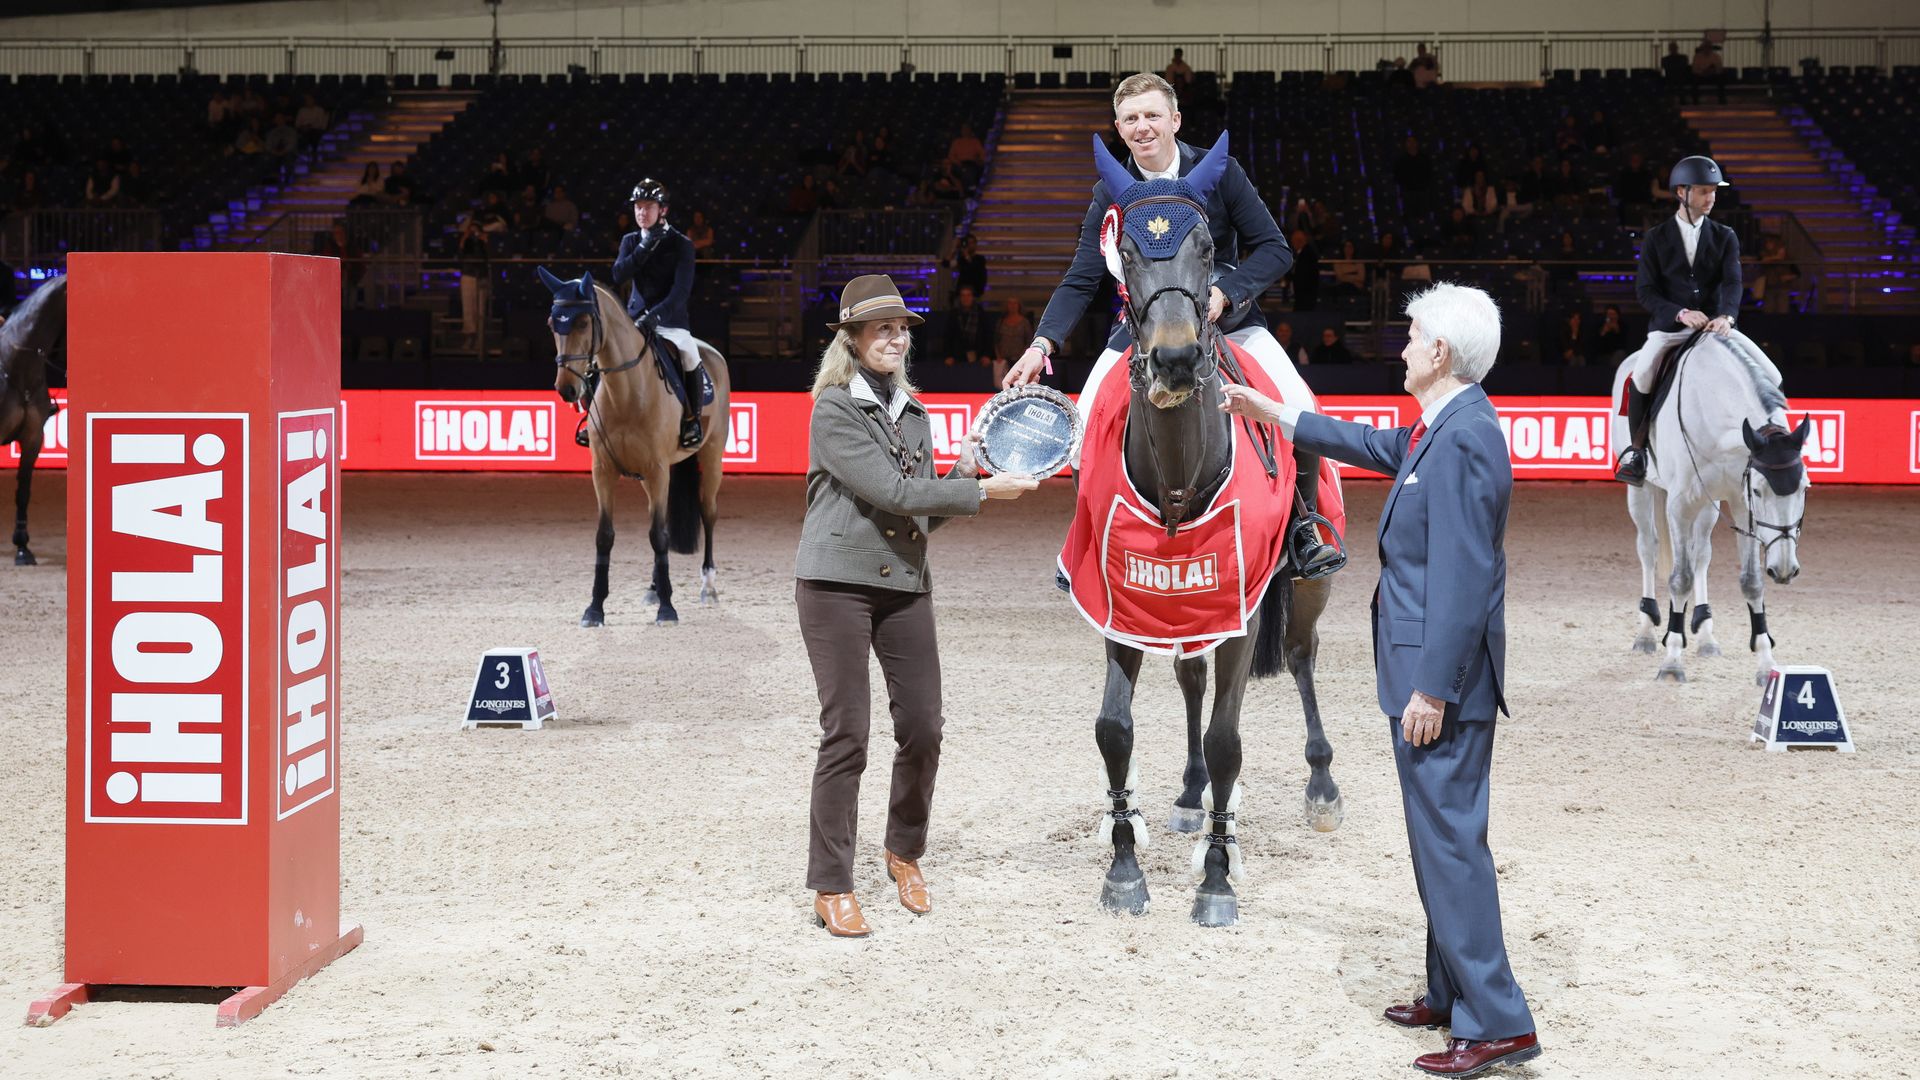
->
xmin=556 ymin=381 xmax=579 ymax=404
xmin=1768 ymin=563 xmax=1800 ymax=585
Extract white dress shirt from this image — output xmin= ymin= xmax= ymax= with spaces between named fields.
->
xmin=1674 ymin=210 xmax=1705 ymax=266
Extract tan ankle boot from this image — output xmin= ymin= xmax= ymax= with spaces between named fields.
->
xmin=813 ymin=891 xmax=871 ymax=937
xmin=885 ymin=850 xmax=931 ymax=915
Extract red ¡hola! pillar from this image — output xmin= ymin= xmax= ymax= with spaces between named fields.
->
xmin=28 ymin=252 xmax=361 ymax=1028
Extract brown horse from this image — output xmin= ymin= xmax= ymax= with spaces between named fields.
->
xmin=538 ymin=267 xmax=728 ymax=626
xmin=0 ymin=275 xmax=66 ymax=567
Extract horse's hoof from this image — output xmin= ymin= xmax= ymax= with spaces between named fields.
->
xmin=1167 ymin=805 xmax=1205 ymax=833
xmin=14 ymin=550 xmax=35 ymax=567
xmin=1190 ymin=889 xmax=1238 ymax=928
xmin=1656 ymin=663 xmax=1687 ymax=684
xmin=1697 ymin=641 xmax=1723 ymax=659
xmin=1630 ymin=637 xmax=1658 ymax=655
xmin=1098 ymin=871 xmax=1150 ymax=916
xmin=655 ymin=610 xmax=679 ymax=626
xmin=580 ymin=609 xmax=604 ymax=628
xmin=1305 ymin=793 xmax=1345 ymax=833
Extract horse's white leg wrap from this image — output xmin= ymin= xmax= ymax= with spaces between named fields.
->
xmin=1190 ymin=782 xmax=1245 ymax=883
xmin=1069 ymin=347 xmax=1128 ymax=469
xmin=1229 ymin=327 xmax=1317 ymax=412
xmin=1096 ymin=759 xmax=1149 ymax=849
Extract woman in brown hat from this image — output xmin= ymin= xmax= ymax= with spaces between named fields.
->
xmin=798 ymin=274 xmax=1037 ymax=937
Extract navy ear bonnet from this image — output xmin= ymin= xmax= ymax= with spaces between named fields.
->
xmin=1094 ymin=133 xmax=1230 ymax=261
xmin=537 ymin=265 xmax=597 ymax=334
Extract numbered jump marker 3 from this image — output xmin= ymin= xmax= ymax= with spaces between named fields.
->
xmin=463 ymin=647 xmax=558 ymax=730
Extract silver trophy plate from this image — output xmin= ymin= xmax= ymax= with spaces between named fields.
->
xmin=976 ymin=385 xmax=1082 ymax=479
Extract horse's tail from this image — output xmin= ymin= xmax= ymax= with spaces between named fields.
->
xmin=1250 ymin=574 xmax=1289 ymax=679
xmin=667 ymin=456 xmax=702 ymax=555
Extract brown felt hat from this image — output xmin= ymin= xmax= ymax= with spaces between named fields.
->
xmin=828 ymin=274 xmax=923 ymax=331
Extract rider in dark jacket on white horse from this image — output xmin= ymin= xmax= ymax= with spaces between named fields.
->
xmin=612 ymin=177 xmax=703 ymax=448
xmin=1616 ymin=155 xmax=1745 ymax=485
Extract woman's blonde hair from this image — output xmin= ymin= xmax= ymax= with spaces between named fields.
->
xmin=810 ymin=325 xmax=919 ymax=399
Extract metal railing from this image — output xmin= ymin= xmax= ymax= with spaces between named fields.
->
xmin=224 ymin=208 xmax=424 ymax=307
xmin=3 ymin=31 xmax=1919 ymax=84
xmin=0 ymin=209 xmax=162 ymax=267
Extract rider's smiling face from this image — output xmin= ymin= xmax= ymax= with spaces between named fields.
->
xmin=1114 ymin=90 xmax=1181 ymax=174
xmin=633 ymin=199 xmax=664 ymax=229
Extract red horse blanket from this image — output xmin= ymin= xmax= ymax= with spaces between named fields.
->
xmin=1058 ymin=337 xmax=1345 ymax=658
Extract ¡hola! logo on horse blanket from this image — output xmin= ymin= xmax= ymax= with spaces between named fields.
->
xmin=1059 ymin=338 xmax=1346 ymax=658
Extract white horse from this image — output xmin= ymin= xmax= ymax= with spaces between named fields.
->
xmin=1610 ymin=330 xmax=1810 ymax=685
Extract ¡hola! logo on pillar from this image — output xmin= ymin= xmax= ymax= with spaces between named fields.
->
xmin=923 ymin=404 xmax=975 ymax=465
xmin=278 ymin=410 xmax=337 ymax=820
xmin=85 ymin=413 xmax=250 ymax=825
xmin=1796 ymin=410 xmax=1845 ymax=474
xmin=722 ymin=402 xmax=758 ymax=463
xmin=1497 ymin=407 xmax=1613 ymax=470
xmin=415 ymin=400 xmax=557 ymax=462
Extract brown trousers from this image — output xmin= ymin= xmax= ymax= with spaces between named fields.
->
xmin=796 ymin=579 xmax=944 ymax=894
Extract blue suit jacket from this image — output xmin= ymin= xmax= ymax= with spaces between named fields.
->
xmin=612 ymin=223 xmax=695 ymax=329
xmin=1292 ymin=385 xmax=1511 ymax=721
xmin=1034 ymin=139 xmax=1293 ymax=355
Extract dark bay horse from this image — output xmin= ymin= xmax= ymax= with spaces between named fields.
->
xmin=1077 ymin=137 xmax=1341 ymax=928
xmin=0 ymin=275 xmax=66 ymax=566
xmin=538 ymin=267 xmax=729 ymax=626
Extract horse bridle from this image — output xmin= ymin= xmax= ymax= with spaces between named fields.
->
xmin=1117 ymin=195 xmax=1221 ymax=393
xmin=1732 ymin=455 xmax=1805 ymax=558
xmin=550 ymin=294 xmax=644 ymax=379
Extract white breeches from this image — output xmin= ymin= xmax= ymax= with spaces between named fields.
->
xmin=1628 ymin=327 xmax=1783 ymax=395
xmin=655 ymin=325 xmax=705 ymax=372
xmin=1072 ymin=327 xmax=1319 ymax=467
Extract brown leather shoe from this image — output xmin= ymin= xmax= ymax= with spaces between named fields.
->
xmin=813 ymin=892 xmax=871 ymax=938
xmin=1413 ymin=1034 xmax=1541 ymax=1077
xmin=1385 ymin=996 xmax=1451 ymax=1029
xmin=885 ymin=850 xmax=931 ymax=915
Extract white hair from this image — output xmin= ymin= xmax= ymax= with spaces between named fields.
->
xmin=1404 ymin=282 xmax=1501 ymax=383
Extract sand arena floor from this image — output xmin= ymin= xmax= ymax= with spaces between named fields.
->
xmin=0 ymin=471 xmax=1915 ymax=1080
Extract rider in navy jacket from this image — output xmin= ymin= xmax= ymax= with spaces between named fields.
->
xmin=612 ymin=177 xmax=701 ymax=447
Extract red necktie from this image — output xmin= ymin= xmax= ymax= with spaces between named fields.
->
xmin=1408 ymin=420 xmax=1428 ymax=455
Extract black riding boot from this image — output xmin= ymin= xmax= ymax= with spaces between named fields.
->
xmin=668 ymin=362 xmax=703 ymax=449
xmin=1288 ymin=447 xmax=1345 ymax=579
xmin=1615 ymin=384 xmax=1650 ymax=485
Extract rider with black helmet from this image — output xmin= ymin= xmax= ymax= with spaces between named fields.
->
xmin=1615 ymin=154 xmax=1742 ymax=485
xmin=613 ymin=177 xmax=704 ymax=448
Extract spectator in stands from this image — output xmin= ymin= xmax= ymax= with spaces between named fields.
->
xmin=930 ymin=162 xmax=965 ymax=202
xmin=84 ymin=158 xmax=121 ymax=206
xmin=836 ymin=130 xmax=869 ymax=177
xmin=1514 ymin=155 xmax=1548 ymax=209
xmin=608 ymin=210 xmax=634 ymax=257
xmin=993 ymin=296 xmax=1032 ymax=387
xmin=1454 ymin=143 xmax=1487 ymax=189
xmin=1557 ymin=309 xmax=1590 ymax=365
xmin=1553 ymin=114 xmax=1584 ymax=155
xmin=1272 ymin=320 xmax=1302 ymax=365
xmin=1615 ymin=151 xmax=1658 ymax=221
xmin=787 ymin=173 xmax=820 ymax=216
xmin=119 ymin=160 xmax=150 ymax=207
xmin=232 ymin=118 xmax=265 ymax=156
xmin=544 ymin=184 xmax=580 ymax=232
xmin=236 ymin=86 xmax=267 ymax=122
xmin=350 ymin=162 xmax=383 ymax=206
xmin=1552 ymin=158 xmax=1584 ymax=207
xmin=1385 ymin=57 xmax=1414 ymax=90
xmin=684 ymin=209 xmax=715 ymax=253
xmin=946 ymin=123 xmax=986 ymax=190
xmin=1692 ymin=35 xmax=1728 ymax=104
xmin=313 ymin=220 xmax=365 ymax=307
xmin=263 ymin=113 xmax=300 ymax=168
xmin=1311 ymin=197 xmax=1340 ymax=247
xmin=1393 ymin=135 xmax=1435 ymax=220
xmin=1445 ymin=206 xmax=1478 ymax=256
xmin=1310 ymin=325 xmax=1356 ymax=364
xmin=295 ymin=93 xmax=330 ymax=149
xmin=479 ymin=152 xmax=514 ymax=198
xmin=1584 ymin=110 xmax=1616 ymax=154
xmin=1330 ymin=238 xmax=1367 ymax=296
xmin=941 ymin=234 xmax=988 ymax=299
xmin=383 ymin=160 xmax=417 ymax=206
xmin=943 ymin=285 xmax=993 ymax=368
xmin=1596 ymin=304 xmax=1628 ymax=364
xmin=1409 ymin=43 xmax=1440 ymax=89
xmin=512 ymin=184 xmax=546 ymax=233
xmin=104 ymin=136 xmax=133 ymax=172
xmin=518 ymin=147 xmax=551 ymax=196
xmin=456 ymin=216 xmax=491 ymax=352
xmin=207 ymin=91 xmax=232 ymax=140
xmin=1289 ymin=228 xmax=1321 ymax=311
xmin=10 ymin=169 xmax=45 ymax=213
xmin=1164 ymin=49 xmax=1194 ymax=92
xmin=1462 ymin=170 xmax=1500 ymax=219
xmin=1663 ymin=41 xmax=1696 ymax=102
xmin=868 ymin=129 xmax=895 ymax=174
xmin=469 ymin=191 xmax=509 ymax=235
xmin=1289 ymin=197 xmax=1316 ymax=238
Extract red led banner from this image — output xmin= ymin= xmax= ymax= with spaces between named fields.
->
xmin=19 ymin=390 xmax=1919 ymax=484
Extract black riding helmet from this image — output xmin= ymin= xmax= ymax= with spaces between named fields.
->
xmin=1669 ymin=155 xmax=1729 ymax=189
xmin=630 ymin=178 xmax=670 ymax=205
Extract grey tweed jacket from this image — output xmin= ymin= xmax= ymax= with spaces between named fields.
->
xmin=795 ymin=376 xmax=981 ymax=593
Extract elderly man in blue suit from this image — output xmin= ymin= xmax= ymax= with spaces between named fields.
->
xmin=1222 ymin=282 xmax=1539 ymax=1078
